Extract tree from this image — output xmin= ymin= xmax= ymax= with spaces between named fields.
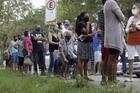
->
xmin=57 ymin=0 xmax=101 ymax=24
xmin=0 ymin=0 xmax=33 ymax=62
xmin=57 ymin=0 xmax=140 ymax=24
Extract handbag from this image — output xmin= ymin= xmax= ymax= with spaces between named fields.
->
xmin=24 ymin=56 xmax=32 ymax=65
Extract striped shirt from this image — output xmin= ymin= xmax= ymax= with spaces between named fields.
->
xmin=98 ymin=9 xmax=104 ymax=46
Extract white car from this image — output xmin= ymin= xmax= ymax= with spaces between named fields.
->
xmin=117 ymin=52 xmax=140 ymax=78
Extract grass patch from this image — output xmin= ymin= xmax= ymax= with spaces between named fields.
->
xmin=0 ymin=69 xmax=133 ymax=93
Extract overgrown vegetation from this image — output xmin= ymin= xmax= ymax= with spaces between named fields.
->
xmin=0 ymin=69 xmax=133 ymax=93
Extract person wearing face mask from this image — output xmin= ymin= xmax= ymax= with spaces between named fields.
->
xmin=8 ymin=36 xmax=19 ymax=70
xmin=125 ymin=3 xmax=140 ymax=82
xmin=59 ymin=31 xmax=77 ymax=77
xmin=31 ymin=25 xmax=46 ymax=75
xmin=48 ymin=24 xmax=60 ymax=74
xmin=75 ymin=12 xmax=94 ymax=80
xmin=104 ymin=0 xmax=125 ymax=83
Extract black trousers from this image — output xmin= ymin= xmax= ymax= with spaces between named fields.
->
xmin=32 ymin=51 xmax=45 ymax=72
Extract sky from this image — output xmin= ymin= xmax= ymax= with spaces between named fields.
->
xmin=30 ymin=0 xmax=46 ymax=9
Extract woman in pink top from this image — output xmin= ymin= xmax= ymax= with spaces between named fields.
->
xmin=23 ymin=31 xmax=33 ymax=55
xmin=23 ymin=31 xmax=33 ymax=73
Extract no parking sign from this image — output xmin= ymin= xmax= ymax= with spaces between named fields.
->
xmin=45 ymin=0 xmax=57 ymax=25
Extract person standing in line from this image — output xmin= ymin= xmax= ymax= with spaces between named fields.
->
xmin=9 ymin=36 xmax=19 ymax=71
xmin=125 ymin=3 xmax=140 ymax=82
xmin=48 ymin=24 xmax=60 ymax=74
xmin=75 ymin=12 xmax=94 ymax=80
xmin=16 ymin=35 xmax=24 ymax=72
xmin=3 ymin=49 xmax=10 ymax=68
xmin=31 ymin=25 xmax=46 ymax=75
xmin=23 ymin=31 xmax=33 ymax=73
xmin=103 ymin=0 xmax=125 ymax=83
xmin=98 ymin=0 xmax=109 ymax=84
xmin=93 ymin=28 xmax=102 ymax=75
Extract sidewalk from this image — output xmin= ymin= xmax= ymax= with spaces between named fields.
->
xmin=88 ymin=75 xmax=140 ymax=93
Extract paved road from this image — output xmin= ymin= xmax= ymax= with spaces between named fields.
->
xmin=88 ymin=75 xmax=140 ymax=93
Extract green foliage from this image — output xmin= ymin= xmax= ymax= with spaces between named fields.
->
xmin=0 ymin=69 xmax=134 ymax=93
xmin=0 ymin=0 xmax=48 ymax=62
xmin=57 ymin=0 xmax=140 ymax=24
xmin=57 ymin=0 xmax=101 ymax=24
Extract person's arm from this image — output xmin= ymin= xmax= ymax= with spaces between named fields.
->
xmin=72 ymin=42 xmax=77 ymax=56
xmin=86 ymin=24 xmax=94 ymax=37
xmin=40 ymin=32 xmax=47 ymax=41
xmin=125 ymin=16 xmax=134 ymax=33
xmin=135 ymin=21 xmax=140 ymax=30
xmin=59 ymin=46 xmax=68 ymax=63
xmin=111 ymin=1 xmax=125 ymax=22
xmin=48 ymin=32 xmax=59 ymax=45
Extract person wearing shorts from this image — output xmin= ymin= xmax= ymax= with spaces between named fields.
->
xmin=125 ymin=3 xmax=140 ymax=82
xmin=93 ymin=30 xmax=102 ymax=74
xmin=17 ymin=36 xmax=24 ymax=72
xmin=11 ymin=47 xmax=19 ymax=70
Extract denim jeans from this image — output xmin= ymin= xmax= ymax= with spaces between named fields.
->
xmin=48 ymin=52 xmax=54 ymax=73
xmin=120 ymin=49 xmax=127 ymax=73
xmin=54 ymin=58 xmax=62 ymax=74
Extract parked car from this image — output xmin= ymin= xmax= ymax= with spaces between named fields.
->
xmin=117 ymin=52 xmax=140 ymax=78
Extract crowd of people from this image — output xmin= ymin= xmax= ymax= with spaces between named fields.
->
xmin=2 ymin=0 xmax=140 ymax=85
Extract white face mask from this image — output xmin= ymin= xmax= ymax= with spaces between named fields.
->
xmin=132 ymin=9 xmax=139 ymax=16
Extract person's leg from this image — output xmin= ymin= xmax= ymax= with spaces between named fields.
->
xmin=18 ymin=56 xmax=21 ymax=71
xmin=120 ymin=49 xmax=127 ymax=74
xmin=96 ymin=62 xmax=101 ymax=74
xmin=32 ymin=52 xmax=38 ymax=74
xmin=83 ymin=60 xmax=88 ymax=78
xmin=101 ymin=48 xmax=109 ymax=83
xmin=126 ymin=45 xmax=135 ymax=81
xmin=12 ymin=53 xmax=16 ymax=71
xmin=108 ymin=48 xmax=120 ymax=82
xmin=6 ymin=59 xmax=9 ymax=68
xmin=78 ymin=59 xmax=84 ymax=77
xmin=96 ymin=51 xmax=102 ymax=74
xmin=107 ymin=54 xmax=113 ymax=82
xmin=15 ymin=53 xmax=19 ymax=70
xmin=54 ymin=59 xmax=61 ymax=75
xmin=128 ymin=59 xmax=133 ymax=80
xmin=90 ymin=61 xmax=94 ymax=75
xmin=18 ymin=57 xmax=24 ymax=72
xmin=38 ymin=51 xmax=45 ymax=75
xmin=60 ymin=61 xmax=68 ymax=77
xmin=48 ymin=52 xmax=54 ymax=73
xmin=112 ymin=52 xmax=119 ymax=82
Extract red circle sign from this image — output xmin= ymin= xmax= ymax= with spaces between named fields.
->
xmin=46 ymin=0 xmax=56 ymax=10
